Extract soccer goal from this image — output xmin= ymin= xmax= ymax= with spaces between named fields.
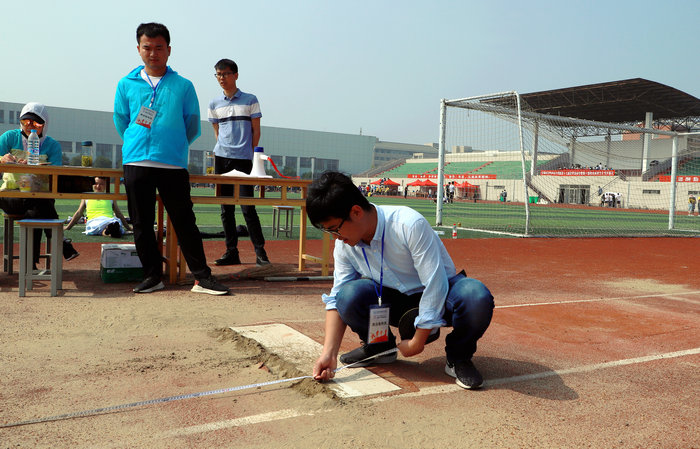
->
xmin=435 ymin=92 xmax=700 ymax=237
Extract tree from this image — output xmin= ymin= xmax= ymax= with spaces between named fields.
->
xmin=94 ymin=156 xmax=112 ymax=168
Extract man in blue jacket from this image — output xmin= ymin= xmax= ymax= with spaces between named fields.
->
xmin=113 ymin=22 xmax=228 ymax=295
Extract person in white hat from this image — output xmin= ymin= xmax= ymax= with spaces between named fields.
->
xmin=0 ymin=102 xmax=79 ymax=263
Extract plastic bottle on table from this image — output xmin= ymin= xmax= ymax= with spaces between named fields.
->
xmin=27 ymin=129 xmax=40 ymax=165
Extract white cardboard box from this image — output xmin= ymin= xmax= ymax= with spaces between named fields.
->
xmin=100 ymin=244 xmax=143 ymax=283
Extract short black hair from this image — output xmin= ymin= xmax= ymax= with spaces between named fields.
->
xmin=214 ymin=59 xmax=238 ymax=74
xmin=137 ymin=22 xmax=170 ymax=45
xmin=306 ymin=171 xmax=371 ymax=227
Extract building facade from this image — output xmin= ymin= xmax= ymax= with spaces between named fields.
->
xmin=0 ymin=101 xmax=385 ymax=178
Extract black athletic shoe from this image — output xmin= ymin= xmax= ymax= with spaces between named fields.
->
xmin=445 ymin=360 xmax=483 ymax=390
xmin=255 ymin=254 xmax=271 ymax=266
xmin=339 ymin=342 xmax=397 ymax=367
xmin=191 ymin=275 xmax=229 ymax=295
xmin=214 ymin=252 xmax=241 ymax=266
xmin=63 ymin=239 xmax=79 ymax=261
xmin=133 ymin=276 xmax=164 ymax=293
xmin=106 ymin=221 xmax=122 ymax=238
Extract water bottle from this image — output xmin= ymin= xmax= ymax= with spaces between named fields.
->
xmin=27 ymin=129 xmax=40 ymax=165
xmin=452 ymin=224 xmax=457 ymax=239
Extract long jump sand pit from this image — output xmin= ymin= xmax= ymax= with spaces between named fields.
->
xmin=1 ymin=238 xmax=698 ymax=448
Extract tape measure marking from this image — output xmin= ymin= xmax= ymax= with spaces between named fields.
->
xmin=1 ymin=348 xmax=398 ymax=429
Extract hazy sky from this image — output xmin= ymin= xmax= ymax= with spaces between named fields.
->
xmin=2 ymin=0 xmax=698 ymax=144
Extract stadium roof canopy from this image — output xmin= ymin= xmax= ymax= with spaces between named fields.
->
xmin=517 ymin=78 xmax=700 ymax=127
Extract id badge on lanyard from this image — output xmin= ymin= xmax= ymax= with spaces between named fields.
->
xmin=368 ymin=303 xmax=390 ymax=344
xmin=364 ymin=227 xmax=388 ymax=345
xmin=135 ymin=106 xmax=157 ymax=128
xmin=136 ymin=72 xmax=161 ymax=129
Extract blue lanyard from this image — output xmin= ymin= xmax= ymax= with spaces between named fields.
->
xmin=361 ymin=227 xmax=385 ymax=305
xmin=144 ymin=71 xmax=164 ymax=108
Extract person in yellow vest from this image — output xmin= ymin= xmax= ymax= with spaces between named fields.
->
xmin=64 ymin=177 xmax=132 ymax=237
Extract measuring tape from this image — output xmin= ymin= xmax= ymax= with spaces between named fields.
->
xmin=1 ymin=348 xmax=399 ymax=429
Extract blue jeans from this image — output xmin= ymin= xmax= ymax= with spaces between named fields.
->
xmin=335 ymin=274 xmax=494 ymax=363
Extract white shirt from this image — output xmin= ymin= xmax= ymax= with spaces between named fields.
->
xmin=323 ymin=204 xmax=457 ymax=329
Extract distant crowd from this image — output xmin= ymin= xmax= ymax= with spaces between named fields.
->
xmin=570 ymin=163 xmax=613 ymax=170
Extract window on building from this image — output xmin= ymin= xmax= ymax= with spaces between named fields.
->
xmin=315 ymin=158 xmax=339 ymax=172
xmin=94 ymin=143 xmax=113 ymax=167
xmin=58 ymin=141 xmax=73 ymax=153
xmin=115 ymin=145 xmax=123 ymax=168
xmin=9 ymin=111 xmax=14 ymax=124
xmin=189 ymin=149 xmax=204 ymax=174
xmin=0 ymin=110 xmax=4 ymax=124
xmin=96 ymin=143 xmax=112 ymax=159
xmin=285 ymin=156 xmax=297 ymax=170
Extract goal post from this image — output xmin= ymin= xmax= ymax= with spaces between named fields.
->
xmin=436 ymin=92 xmax=700 ymax=237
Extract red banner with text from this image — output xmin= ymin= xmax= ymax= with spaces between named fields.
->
xmin=407 ymin=173 xmax=497 ymax=179
xmin=539 ymin=170 xmax=616 ymax=176
xmin=657 ymin=175 xmax=700 ymax=182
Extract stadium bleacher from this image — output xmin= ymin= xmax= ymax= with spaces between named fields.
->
xmin=676 ymin=157 xmax=700 ymax=175
xmin=380 ymin=159 xmax=550 ymax=179
xmin=383 ymin=162 xmax=439 ymax=177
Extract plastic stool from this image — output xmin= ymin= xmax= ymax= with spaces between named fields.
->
xmin=272 ymin=206 xmax=294 ymax=238
xmin=18 ymin=219 xmax=64 ymax=297
xmin=3 ymin=213 xmax=52 ymax=275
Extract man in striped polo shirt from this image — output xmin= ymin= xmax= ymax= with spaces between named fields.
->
xmin=208 ymin=59 xmax=270 ymax=267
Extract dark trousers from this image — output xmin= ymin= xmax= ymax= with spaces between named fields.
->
xmin=123 ymin=165 xmax=211 ymax=281
xmin=335 ymin=274 xmax=494 ymax=363
xmin=0 ymin=197 xmax=58 ymax=264
xmin=214 ymin=156 xmax=266 ymax=257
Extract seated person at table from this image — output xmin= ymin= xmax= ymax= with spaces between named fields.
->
xmin=64 ymin=177 xmax=132 ymax=237
xmin=0 ymin=102 xmax=79 ymax=262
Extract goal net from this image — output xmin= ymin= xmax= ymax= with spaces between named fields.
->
xmin=436 ymin=92 xmax=700 ymax=237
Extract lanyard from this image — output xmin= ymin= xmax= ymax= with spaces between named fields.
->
xmin=144 ymin=71 xmax=164 ymax=108
xmin=361 ymin=227 xmax=385 ymax=305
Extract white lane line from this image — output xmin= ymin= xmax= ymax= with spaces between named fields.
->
xmin=371 ymin=346 xmax=700 ymax=402
xmin=162 ymin=347 xmax=700 ymax=437
xmin=161 ymin=408 xmax=330 ymax=437
xmin=664 ymin=295 xmax=700 ymax=305
xmin=496 ymin=291 xmax=700 ymax=309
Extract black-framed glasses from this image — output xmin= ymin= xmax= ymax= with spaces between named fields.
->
xmin=318 ymin=216 xmax=347 ymax=237
xmin=214 ymin=72 xmax=235 ymax=79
